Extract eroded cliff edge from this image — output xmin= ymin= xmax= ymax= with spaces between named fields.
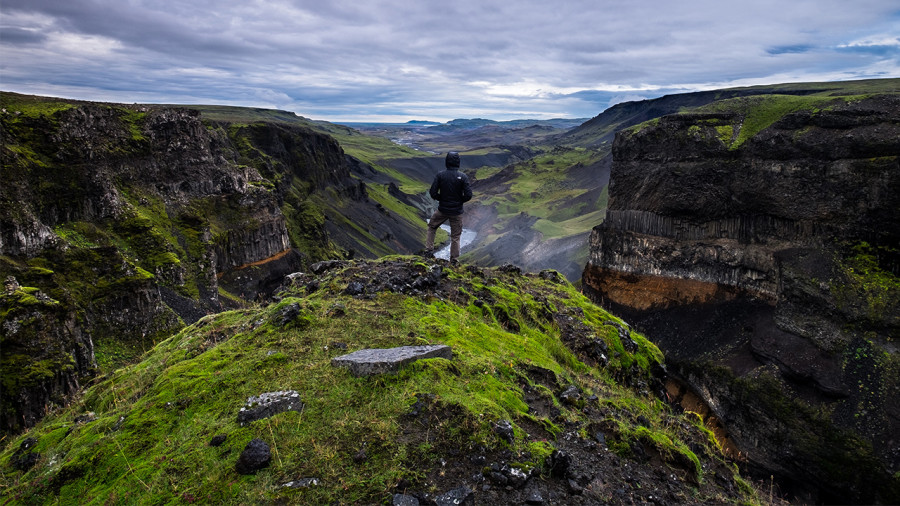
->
xmin=0 ymin=95 xmax=427 ymax=435
xmin=582 ymin=93 xmax=900 ymax=503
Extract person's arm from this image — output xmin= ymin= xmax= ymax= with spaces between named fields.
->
xmin=429 ymin=174 xmax=441 ymax=200
xmin=461 ymin=174 xmax=473 ymax=203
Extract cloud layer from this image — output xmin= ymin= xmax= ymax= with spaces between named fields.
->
xmin=2 ymin=0 xmax=898 ymax=121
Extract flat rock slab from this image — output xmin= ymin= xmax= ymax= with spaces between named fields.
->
xmin=331 ymin=345 xmax=452 ymax=376
xmin=237 ymin=390 xmax=303 ymax=426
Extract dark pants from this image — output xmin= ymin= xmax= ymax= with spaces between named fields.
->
xmin=426 ymin=210 xmax=463 ymax=260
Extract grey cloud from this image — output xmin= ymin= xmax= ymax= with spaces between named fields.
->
xmin=1 ymin=0 xmax=898 ymax=121
xmin=0 ymin=27 xmax=48 ymax=45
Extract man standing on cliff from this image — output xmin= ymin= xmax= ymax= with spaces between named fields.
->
xmin=425 ymin=151 xmax=472 ymax=264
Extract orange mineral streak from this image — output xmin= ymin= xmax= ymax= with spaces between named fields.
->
xmin=666 ymin=378 xmax=741 ymax=460
xmin=217 ymin=248 xmax=292 ymax=279
xmin=583 ymin=267 xmax=743 ymax=311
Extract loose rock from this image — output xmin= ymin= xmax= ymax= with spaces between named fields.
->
xmin=392 ymin=493 xmax=420 ymax=506
xmin=237 ymin=390 xmax=303 ymax=426
xmin=494 ymin=419 xmax=515 ymax=444
xmin=235 ymin=438 xmax=271 ymax=474
xmin=435 ymin=486 xmax=474 ymax=506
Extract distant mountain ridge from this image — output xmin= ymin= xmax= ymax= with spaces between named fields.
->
xmin=429 ymin=117 xmax=589 ymax=132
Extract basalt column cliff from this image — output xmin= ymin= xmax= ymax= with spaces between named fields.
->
xmin=583 ymin=94 xmax=900 ymax=503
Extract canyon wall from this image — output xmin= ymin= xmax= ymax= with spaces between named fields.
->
xmin=0 ymin=96 xmax=417 ymax=435
xmin=583 ymin=94 xmax=900 ymax=503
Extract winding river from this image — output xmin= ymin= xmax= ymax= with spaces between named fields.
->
xmin=432 ymin=223 xmax=477 ymax=260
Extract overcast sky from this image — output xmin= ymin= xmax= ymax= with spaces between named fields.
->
xmin=2 ymin=0 xmax=898 ymax=122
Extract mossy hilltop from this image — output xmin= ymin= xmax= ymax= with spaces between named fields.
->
xmin=0 ymin=258 xmax=765 ymax=505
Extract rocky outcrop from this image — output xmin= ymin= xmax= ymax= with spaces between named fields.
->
xmin=583 ymin=93 xmax=900 ymax=503
xmin=1 ymin=282 xmax=95 ymax=432
xmin=0 ymin=97 xmax=386 ymax=435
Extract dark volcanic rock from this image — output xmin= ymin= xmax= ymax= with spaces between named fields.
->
xmin=435 ymin=486 xmax=474 ymax=506
xmin=392 ymin=493 xmax=419 ymax=506
xmin=493 ymin=419 xmax=515 ymax=444
xmin=582 ymin=92 xmax=900 ymax=504
xmin=548 ymin=449 xmax=572 ymax=478
xmin=235 ymin=438 xmax=271 ymax=474
xmin=9 ymin=437 xmax=39 ymax=471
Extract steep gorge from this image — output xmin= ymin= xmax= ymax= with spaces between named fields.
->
xmin=0 ymin=94 xmax=426 ymax=435
xmin=583 ymin=93 xmax=900 ymax=503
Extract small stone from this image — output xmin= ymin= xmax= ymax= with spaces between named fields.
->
xmin=525 ymin=488 xmax=545 ymax=504
xmin=538 ymin=270 xmax=564 ymax=283
xmin=568 ymin=479 xmax=583 ymax=495
xmin=5 ymin=276 xmax=20 ymax=293
xmin=281 ymin=477 xmax=320 ymax=489
xmin=548 ymin=449 xmax=572 ymax=477
xmin=435 ymin=486 xmax=473 ymax=506
xmin=17 ymin=438 xmax=37 ymax=451
xmin=237 ymin=390 xmax=303 ymax=425
xmin=235 ymin=438 xmax=271 ymax=474
xmin=9 ymin=438 xmax=40 ymax=471
xmin=10 ymin=452 xmax=39 ymax=471
xmin=393 ymin=493 xmax=419 ymax=506
xmin=499 ymin=264 xmax=522 ymax=274
xmin=488 ymin=471 xmax=508 ymax=486
xmin=344 ymin=281 xmax=365 ymax=295
xmin=276 ymin=302 xmax=301 ymax=327
xmin=559 ymin=385 xmax=582 ymax=406
xmin=494 ymin=419 xmax=515 ymax=444
xmin=505 ymin=465 xmax=532 ymax=489
xmin=209 ymin=435 xmax=227 ymax=446
xmin=310 ymin=260 xmax=344 ymax=274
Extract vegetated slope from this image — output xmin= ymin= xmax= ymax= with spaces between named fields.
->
xmin=463 ymin=147 xmax=610 ymax=281
xmin=583 ymin=90 xmax=900 ymax=504
xmin=0 ymin=257 xmax=765 ymax=505
xmin=559 ymin=78 xmax=900 ymax=148
xmin=0 ymin=93 xmax=430 ymax=435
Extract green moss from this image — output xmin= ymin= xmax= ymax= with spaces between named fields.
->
xmin=715 ymin=124 xmax=734 ymax=145
xmin=0 ymin=93 xmax=76 ymax=118
xmin=120 ymin=109 xmax=148 ymax=142
xmin=634 ymin=426 xmax=702 ymax=479
xmin=695 ymin=95 xmax=839 ymax=149
xmin=835 ymin=242 xmax=900 ymax=322
xmin=0 ymin=258 xmax=755 ymax=504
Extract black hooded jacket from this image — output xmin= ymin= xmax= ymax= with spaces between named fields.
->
xmin=429 ymin=167 xmax=472 ymax=216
